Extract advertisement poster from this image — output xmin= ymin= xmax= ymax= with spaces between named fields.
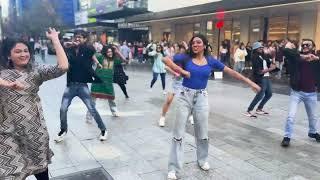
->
xmin=89 ymin=0 xmax=128 ymax=15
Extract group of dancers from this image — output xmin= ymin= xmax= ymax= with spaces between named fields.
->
xmin=1 ymin=27 xmax=320 ymax=180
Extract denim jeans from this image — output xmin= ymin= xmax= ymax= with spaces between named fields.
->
xmin=168 ymin=87 xmax=209 ymax=174
xmin=86 ymin=97 xmax=117 ymax=121
xmin=150 ymin=72 xmax=166 ymax=90
xmin=233 ymin=61 xmax=245 ymax=73
xmin=247 ymin=78 xmax=273 ymax=112
xmin=60 ymin=83 xmax=106 ymax=131
xmin=284 ymin=90 xmax=318 ymax=138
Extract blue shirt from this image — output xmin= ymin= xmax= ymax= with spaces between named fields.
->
xmin=173 ymin=53 xmax=225 ymax=89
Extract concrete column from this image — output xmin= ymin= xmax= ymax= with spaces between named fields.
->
xmin=170 ymin=23 xmax=176 ymax=42
xmin=315 ymin=5 xmax=320 ymax=49
xmin=300 ymin=11 xmax=317 ymax=42
xmin=240 ymin=16 xmax=250 ymax=44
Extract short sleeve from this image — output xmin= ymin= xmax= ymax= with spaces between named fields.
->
xmin=207 ymin=56 xmax=225 ymax=71
xmin=173 ymin=53 xmax=189 ymax=64
xmin=37 ymin=64 xmax=66 ymax=83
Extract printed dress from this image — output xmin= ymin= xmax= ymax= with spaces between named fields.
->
xmin=91 ymin=54 xmax=122 ymax=100
xmin=0 ymin=65 xmax=65 ymax=180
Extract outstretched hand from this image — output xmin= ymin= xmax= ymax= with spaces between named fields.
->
xmin=251 ymin=83 xmax=261 ymax=93
xmin=46 ymin=27 xmax=60 ymax=41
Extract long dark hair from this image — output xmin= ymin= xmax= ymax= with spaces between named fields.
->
xmin=1 ymin=38 xmax=34 ymax=71
xmin=101 ymin=45 xmax=115 ymax=60
xmin=187 ymin=34 xmax=210 ymax=58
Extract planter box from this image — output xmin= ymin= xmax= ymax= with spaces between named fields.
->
xmin=214 ymin=71 xmax=223 ymax=79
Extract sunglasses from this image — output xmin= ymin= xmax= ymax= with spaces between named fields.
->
xmin=302 ymin=43 xmax=312 ymax=48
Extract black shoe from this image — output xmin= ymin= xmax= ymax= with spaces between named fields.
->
xmin=308 ymin=133 xmax=320 ymax=142
xmin=281 ymin=137 xmax=290 ymax=147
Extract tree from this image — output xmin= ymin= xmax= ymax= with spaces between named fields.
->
xmin=3 ymin=0 xmax=64 ymax=38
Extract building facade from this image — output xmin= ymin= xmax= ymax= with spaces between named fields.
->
xmin=127 ymin=0 xmax=320 ymax=55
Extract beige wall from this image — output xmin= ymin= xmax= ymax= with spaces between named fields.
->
xmin=300 ymin=11 xmax=317 ymax=42
xmin=240 ymin=16 xmax=250 ymax=44
xmin=150 ymin=22 xmax=172 ymax=42
xmin=315 ymin=5 xmax=320 ymax=49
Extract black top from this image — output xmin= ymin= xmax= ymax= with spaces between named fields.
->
xmin=251 ymin=54 xmax=271 ymax=84
xmin=283 ymin=48 xmax=320 ymax=92
xmin=65 ymin=44 xmax=102 ymax=85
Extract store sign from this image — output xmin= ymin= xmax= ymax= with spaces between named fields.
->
xmin=88 ymin=0 xmax=127 ymax=16
xmin=75 ymin=11 xmax=89 ymax=25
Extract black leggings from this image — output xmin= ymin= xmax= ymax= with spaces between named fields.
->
xmin=150 ymin=72 xmax=166 ymax=90
xmin=117 ymin=83 xmax=129 ymax=98
xmin=34 ymin=168 xmax=49 ymax=180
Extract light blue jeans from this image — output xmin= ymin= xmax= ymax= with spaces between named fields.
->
xmin=284 ymin=90 xmax=318 ymax=138
xmin=233 ymin=61 xmax=245 ymax=73
xmin=168 ymin=87 xmax=209 ymax=174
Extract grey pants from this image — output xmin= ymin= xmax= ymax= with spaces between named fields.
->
xmin=168 ymin=87 xmax=209 ymax=173
xmin=86 ymin=97 xmax=118 ymax=120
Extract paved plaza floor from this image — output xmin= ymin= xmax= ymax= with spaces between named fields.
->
xmin=26 ymin=56 xmax=320 ymax=180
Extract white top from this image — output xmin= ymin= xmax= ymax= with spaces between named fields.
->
xmin=234 ymin=48 xmax=247 ymax=62
xmin=262 ymin=57 xmax=270 ymax=77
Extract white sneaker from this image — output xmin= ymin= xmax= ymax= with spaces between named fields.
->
xmin=112 ymin=112 xmax=119 ymax=117
xmin=189 ymin=116 xmax=194 ymax=125
xmin=200 ymin=162 xmax=210 ymax=171
xmin=54 ymin=130 xmax=67 ymax=143
xmin=163 ymin=91 xmax=167 ymax=95
xmin=99 ymin=131 xmax=108 ymax=141
xmin=159 ymin=116 xmax=166 ymax=127
xmin=167 ymin=171 xmax=177 ymax=180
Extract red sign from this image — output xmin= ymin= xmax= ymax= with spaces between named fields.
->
xmin=216 ymin=21 xmax=224 ymax=29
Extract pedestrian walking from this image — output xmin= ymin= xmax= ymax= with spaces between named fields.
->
xmin=233 ymin=42 xmax=247 ymax=73
xmin=281 ymin=39 xmax=320 ymax=147
xmin=0 ymin=28 xmax=68 ymax=180
xmin=149 ymin=44 xmax=167 ymax=94
xmin=55 ymin=30 xmax=107 ymax=143
xmin=163 ymin=34 xmax=260 ymax=180
xmin=244 ymin=42 xmax=276 ymax=118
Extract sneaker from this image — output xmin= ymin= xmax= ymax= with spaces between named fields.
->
xmin=159 ymin=116 xmax=166 ymax=127
xmin=189 ymin=116 xmax=194 ymax=125
xmin=243 ymin=111 xmax=257 ymax=118
xmin=256 ymin=109 xmax=269 ymax=115
xmin=167 ymin=171 xmax=177 ymax=180
xmin=54 ymin=130 xmax=67 ymax=143
xmin=281 ymin=137 xmax=290 ymax=147
xmin=200 ymin=162 xmax=210 ymax=171
xmin=99 ymin=130 xmax=108 ymax=141
xmin=163 ymin=91 xmax=167 ymax=95
xmin=308 ymin=133 xmax=320 ymax=142
xmin=112 ymin=112 xmax=119 ymax=117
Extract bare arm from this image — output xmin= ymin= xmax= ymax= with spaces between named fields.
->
xmin=114 ymin=46 xmax=129 ymax=63
xmin=162 ymin=56 xmax=190 ymax=78
xmin=165 ymin=65 xmax=179 ymax=76
xmin=223 ymin=66 xmax=261 ymax=93
xmin=46 ymin=28 xmax=69 ymax=71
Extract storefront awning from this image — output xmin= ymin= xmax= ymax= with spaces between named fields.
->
xmin=126 ymin=0 xmax=316 ymax=23
xmin=89 ymin=7 xmax=149 ymax=20
xmin=76 ymin=22 xmax=118 ymax=29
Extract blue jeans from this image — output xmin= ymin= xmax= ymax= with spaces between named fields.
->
xmin=247 ymin=78 xmax=272 ymax=112
xmin=284 ymin=90 xmax=318 ymax=138
xmin=168 ymin=87 xmax=209 ymax=174
xmin=150 ymin=72 xmax=166 ymax=90
xmin=233 ymin=61 xmax=245 ymax=73
xmin=60 ymin=83 xmax=106 ymax=131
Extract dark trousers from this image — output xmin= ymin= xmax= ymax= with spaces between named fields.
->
xmin=34 ymin=168 xmax=49 ymax=180
xmin=117 ymin=83 xmax=129 ymax=98
xmin=150 ymin=72 xmax=166 ymax=90
xmin=247 ymin=78 xmax=273 ymax=111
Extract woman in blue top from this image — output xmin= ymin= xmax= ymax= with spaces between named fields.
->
xmin=163 ymin=34 xmax=261 ymax=180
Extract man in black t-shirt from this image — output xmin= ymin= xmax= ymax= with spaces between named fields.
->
xmin=55 ymin=30 xmax=107 ymax=143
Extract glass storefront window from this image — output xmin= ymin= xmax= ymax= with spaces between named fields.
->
xmin=232 ymin=20 xmax=240 ymax=42
xmin=221 ymin=20 xmax=232 ymax=41
xmin=249 ymin=18 xmax=262 ymax=43
xmin=288 ymin=16 xmax=300 ymax=41
xmin=268 ymin=16 xmax=288 ymax=41
xmin=194 ymin=23 xmax=201 ymax=35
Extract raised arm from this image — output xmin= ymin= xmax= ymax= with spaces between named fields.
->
xmin=46 ymin=28 xmax=69 ymax=71
xmin=114 ymin=45 xmax=129 ymax=63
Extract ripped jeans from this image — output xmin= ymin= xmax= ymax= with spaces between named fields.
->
xmin=168 ymin=87 xmax=209 ymax=173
